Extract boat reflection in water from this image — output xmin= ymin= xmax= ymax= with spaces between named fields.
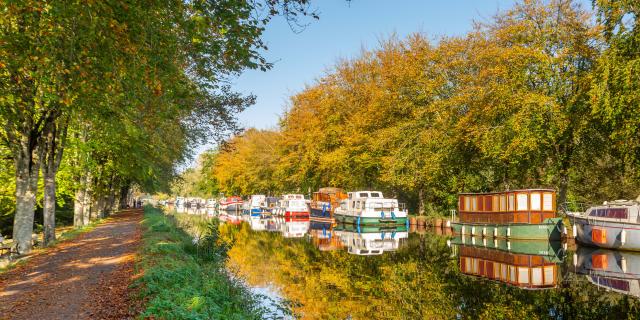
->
xmin=573 ymin=246 xmax=640 ymax=299
xmin=244 ymin=215 xmax=269 ymax=231
xmin=334 ymin=224 xmax=409 ymax=256
xmin=307 ymin=220 xmax=343 ymax=251
xmin=450 ymin=235 xmax=564 ymax=289
xmin=276 ymin=216 xmax=310 ymax=238
xmin=219 ymin=211 xmax=243 ymax=225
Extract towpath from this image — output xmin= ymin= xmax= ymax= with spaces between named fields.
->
xmin=0 ymin=209 xmax=143 ymax=320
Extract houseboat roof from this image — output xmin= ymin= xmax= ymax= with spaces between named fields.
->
xmin=348 ymin=191 xmax=384 ymax=198
xmin=458 ymin=189 xmax=555 ymax=196
xmin=282 ymin=194 xmax=305 ymax=200
xmin=316 ymin=187 xmax=345 ymax=194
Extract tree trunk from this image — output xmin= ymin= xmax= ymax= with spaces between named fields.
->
xmin=418 ymin=188 xmax=425 ymax=216
xmin=42 ymin=172 xmax=56 ymax=245
xmin=73 ymin=185 xmax=86 ymax=227
xmin=82 ymin=172 xmax=92 ymax=225
xmin=12 ymin=139 xmax=41 ymax=254
xmin=41 ymin=116 xmax=68 ymax=245
xmin=558 ymin=170 xmax=569 ymax=213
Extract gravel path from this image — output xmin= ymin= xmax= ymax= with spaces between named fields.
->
xmin=0 ymin=209 xmax=143 ymax=320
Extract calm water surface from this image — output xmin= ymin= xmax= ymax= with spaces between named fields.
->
xmin=178 ymin=206 xmax=640 ymax=319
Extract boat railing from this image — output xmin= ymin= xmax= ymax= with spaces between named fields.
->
xmin=559 ymin=201 xmax=590 ymax=216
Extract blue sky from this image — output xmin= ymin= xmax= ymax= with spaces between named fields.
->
xmin=232 ymin=0 xmax=522 ymax=130
xmin=190 ymin=0 xmax=592 ymax=164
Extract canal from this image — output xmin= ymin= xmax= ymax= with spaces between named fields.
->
xmin=177 ymin=207 xmax=640 ymax=319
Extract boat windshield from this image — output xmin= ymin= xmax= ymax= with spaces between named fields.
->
xmin=367 ymin=201 xmax=396 ymax=209
xmin=289 ymin=200 xmax=306 ymax=207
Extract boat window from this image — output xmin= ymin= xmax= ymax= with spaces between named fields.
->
xmin=508 ymin=194 xmax=515 ymax=211
xmin=471 ymin=197 xmax=477 ymax=211
xmin=500 ymin=195 xmax=506 ymax=212
xmin=518 ymin=267 xmax=530 ymax=284
xmin=356 ymin=201 xmax=360 ymax=209
xmin=492 ymin=196 xmax=499 ymax=213
xmin=531 ymin=193 xmax=541 ymax=211
xmin=544 ymin=266 xmax=554 ymax=285
xmin=289 ymin=200 xmax=306 ymax=207
xmin=516 ymin=194 xmax=528 ymax=211
xmin=593 ymin=276 xmax=630 ymax=292
xmin=361 ymin=250 xmax=369 ymax=254
xmin=370 ymin=192 xmax=381 ymax=197
xmin=543 ymin=193 xmax=553 ymax=211
xmin=464 ymin=197 xmax=471 ymax=212
xmin=369 ymin=202 xmax=384 ymax=209
xmin=509 ymin=266 xmax=516 ymax=282
xmin=532 ymin=267 xmax=543 ymax=285
xmin=589 ymin=208 xmax=628 ymax=219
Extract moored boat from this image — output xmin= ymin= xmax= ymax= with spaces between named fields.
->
xmin=451 ymin=189 xmax=563 ymax=240
xmin=310 ymin=187 xmax=348 ymax=223
xmin=245 ymin=194 xmax=267 ymax=217
xmin=333 ymin=191 xmax=408 ymax=226
xmin=273 ymin=194 xmax=309 ymax=218
xmin=567 ymin=199 xmax=640 ymax=251
xmin=573 ymin=246 xmax=640 ymax=299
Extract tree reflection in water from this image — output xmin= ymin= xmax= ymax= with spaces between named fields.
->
xmin=219 ymin=221 xmax=640 ymax=319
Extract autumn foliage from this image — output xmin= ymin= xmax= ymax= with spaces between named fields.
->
xmin=204 ymin=0 xmax=640 ymax=215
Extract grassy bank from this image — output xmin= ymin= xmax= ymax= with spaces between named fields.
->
xmin=135 ymin=206 xmax=265 ymax=319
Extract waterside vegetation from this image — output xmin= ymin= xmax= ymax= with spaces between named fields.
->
xmin=136 ymin=206 xmax=270 ymax=319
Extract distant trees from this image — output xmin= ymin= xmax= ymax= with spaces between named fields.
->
xmin=0 ymin=0 xmax=318 ymax=253
xmin=204 ymin=0 xmax=640 ymax=214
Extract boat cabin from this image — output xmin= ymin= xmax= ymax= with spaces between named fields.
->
xmin=584 ymin=200 xmax=640 ymax=223
xmin=458 ymin=189 xmax=556 ymax=224
xmin=339 ymin=191 xmax=404 ymax=215
xmin=311 ymin=187 xmax=348 ymax=210
xmin=275 ymin=194 xmax=309 ymax=217
xmin=459 ymin=246 xmax=558 ymax=289
xmin=249 ymin=195 xmax=266 ymax=207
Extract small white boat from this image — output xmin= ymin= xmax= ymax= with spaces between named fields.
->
xmin=273 ymin=194 xmax=309 ymax=218
xmin=334 ymin=191 xmax=408 ymax=226
xmin=567 ymin=198 xmax=640 ymax=251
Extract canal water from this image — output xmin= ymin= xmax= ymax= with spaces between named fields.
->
xmin=177 ymin=207 xmax=640 ymax=319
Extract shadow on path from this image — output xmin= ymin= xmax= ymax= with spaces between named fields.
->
xmin=0 ymin=209 xmax=143 ymax=320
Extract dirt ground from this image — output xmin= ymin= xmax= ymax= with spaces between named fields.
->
xmin=0 ymin=209 xmax=143 ymax=320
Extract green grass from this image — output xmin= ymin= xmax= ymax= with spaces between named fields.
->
xmin=135 ymin=206 xmax=265 ymax=320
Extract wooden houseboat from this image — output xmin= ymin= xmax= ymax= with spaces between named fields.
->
xmin=273 ymin=194 xmax=309 ymax=218
xmin=310 ymin=187 xmax=349 ymax=223
xmin=334 ymin=224 xmax=408 ymax=256
xmin=573 ymin=246 xmax=640 ymax=299
xmin=334 ymin=191 xmax=408 ymax=226
xmin=567 ymin=199 xmax=640 ymax=251
xmin=451 ymin=189 xmax=563 ymax=240
xmin=455 ymin=244 xmax=560 ymax=289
